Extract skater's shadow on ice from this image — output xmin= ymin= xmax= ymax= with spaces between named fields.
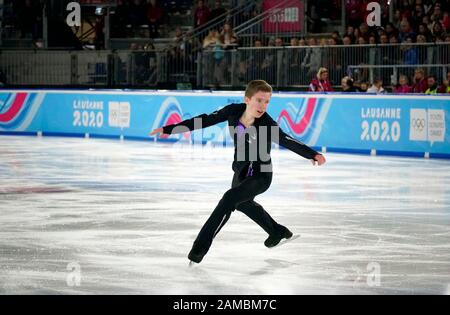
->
xmin=249 ymin=259 xmax=300 ymax=276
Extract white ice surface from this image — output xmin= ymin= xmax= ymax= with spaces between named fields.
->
xmin=0 ymin=136 xmax=449 ymax=295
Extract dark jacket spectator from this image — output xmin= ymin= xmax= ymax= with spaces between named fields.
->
xmin=385 ymin=23 xmax=399 ymax=40
xmin=129 ymin=0 xmax=147 ymax=27
xmin=209 ymin=0 xmax=227 ymax=22
xmin=341 ymin=76 xmax=360 ymax=92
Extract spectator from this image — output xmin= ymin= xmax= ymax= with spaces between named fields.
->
xmin=342 ymin=35 xmax=352 ymax=45
xmin=221 ymin=23 xmax=238 ymax=49
xmin=412 ymin=4 xmax=426 ymax=29
xmin=287 ymin=38 xmax=302 ymax=85
xmin=390 ymin=36 xmax=399 ymax=44
xmin=380 ymin=33 xmax=389 ymax=44
xmin=112 ymin=0 xmax=130 ymax=37
xmin=290 ymin=37 xmax=299 ymax=47
xmin=309 ymin=67 xmax=334 ymax=92
xmin=212 ymin=34 xmax=226 ymax=85
xmin=174 ymin=26 xmax=184 ymax=42
xmin=417 ymin=23 xmax=433 ymax=42
xmin=358 ymin=23 xmax=372 ymax=42
xmin=443 ymin=11 xmax=450 ymax=31
xmin=411 ymin=68 xmax=428 ymax=93
xmin=402 ymin=36 xmax=419 ymax=65
xmin=393 ymin=9 xmax=403 ymax=29
xmin=423 ymin=15 xmax=433 ymax=30
xmin=326 ymin=38 xmax=343 ymax=83
xmin=203 ymin=29 xmax=219 ymax=49
xmin=209 ymin=0 xmax=227 ymax=23
xmin=385 ymin=22 xmax=399 ymax=40
xmin=394 ymin=75 xmax=412 ymax=93
xmin=398 ymin=19 xmax=416 ymax=42
xmin=331 ymin=31 xmax=343 ymax=45
xmin=16 ymin=0 xmax=43 ymax=39
xmin=438 ymin=71 xmax=450 ymax=93
xmin=146 ymin=0 xmax=164 ymax=38
xmin=357 ymin=36 xmax=367 ymax=45
xmin=319 ymin=37 xmax=329 ymax=46
xmin=416 ymin=34 xmax=428 ymax=63
xmin=254 ymin=38 xmax=263 ymax=48
xmin=260 ymin=38 xmax=277 ymax=83
xmin=142 ymin=42 xmax=157 ymax=84
xmin=341 ymin=76 xmax=359 ymax=92
xmin=358 ymin=81 xmax=369 ymax=92
xmin=275 ymin=37 xmax=284 ymax=47
xmin=194 ymin=0 xmax=210 ymax=29
xmin=431 ymin=21 xmax=446 ymax=40
xmin=308 ymin=0 xmax=324 ymax=32
xmin=367 ymin=79 xmax=386 ymax=93
xmin=425 ymin=75 xmax=439 ymax=94
xmin=129 ymin=0 xmax=147 ymax=29
xmin=345 ymin=26 xmax=356 ymax=44
xmin=244 ymin=38 xmax=265 ymax=82
xmin=302 ymin=38 xmax=322 ymax=79
xmin=93 ymin=16 xmax=105 ymax=50
xmin=346 ymin=0 xmax=365 ymax=28
xmin=430 ymin=4 xmax=444 ymax=24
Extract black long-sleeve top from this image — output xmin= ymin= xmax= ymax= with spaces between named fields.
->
xmin=162 ymin=103 xmax=319 ymax=174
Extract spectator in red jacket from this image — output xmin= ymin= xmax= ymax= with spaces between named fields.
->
xmin=394 ymin=75 xmax=412 ymax=93
xmin=194 ymin=0 xmax=211 ymax=28
xmin=411 ymin=68 xmax=428 ymax=93
xmin=146 ymin=0 xmax=164 ymax=38
xmin=309 ymin=67 xmax=334 ymax=92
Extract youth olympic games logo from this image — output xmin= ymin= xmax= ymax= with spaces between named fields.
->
xmin=277 ymin=97 xmax=331 ymax=146
xmin=152 ymin=97 xmax=190 ymax=140
xmin=0 ymin=92 xmax=45 ymax=131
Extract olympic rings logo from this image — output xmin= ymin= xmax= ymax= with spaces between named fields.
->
xmin=411 ymin=118 xmax=426 ymax=131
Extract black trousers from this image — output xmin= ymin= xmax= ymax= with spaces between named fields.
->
xmin=191 ymin=168 xmax=283 ymax=254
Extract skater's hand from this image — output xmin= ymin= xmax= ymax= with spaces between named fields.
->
xmin=149 ymin=127 xmax=163 ymax=137
xmin=311 ymin=154 xmax=326 ymax=166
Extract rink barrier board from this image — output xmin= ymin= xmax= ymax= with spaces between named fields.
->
xmin=0 ymin=90 xmax=449 ymax=159
xmin=1 ymin=129 xmax=450 ymax=159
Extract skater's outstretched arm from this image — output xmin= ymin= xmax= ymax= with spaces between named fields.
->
xmin=150 ymin=104 xmax=239 ymax=136
xmin=268 ymin=115 xmax=326 ymax=166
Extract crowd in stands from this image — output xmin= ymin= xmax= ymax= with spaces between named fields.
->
xmin=4 ymin=0 xmax=44 ymax=39
xmin=307 ymin=67 xmax=450 ymax=94
xmin=1 ymin=0 xmax=450 ymax=92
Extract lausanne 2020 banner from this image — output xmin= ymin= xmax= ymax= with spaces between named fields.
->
xmin=0 ymin=90 xmax=449 ymax=158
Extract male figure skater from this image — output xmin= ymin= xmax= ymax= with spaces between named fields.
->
xmin=150 ymin=80 xmax=326 ymax=263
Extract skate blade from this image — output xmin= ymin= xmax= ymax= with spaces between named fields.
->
xmin=275 ymin=234 xmax=300 ymax=247
xmin=188 ymin=261 xmax=197 ymax=267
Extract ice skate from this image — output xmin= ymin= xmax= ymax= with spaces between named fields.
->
xmin=264 ymin=226 xmax=294 ymax=248
xmin=188 ymin=247 xmax=207 ymax=264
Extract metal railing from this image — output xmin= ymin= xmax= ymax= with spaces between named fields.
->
xmin=1 ymin=43 xmax=449 ymax=89
xmin=200 ymin=43 xmax=450 ymax=88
